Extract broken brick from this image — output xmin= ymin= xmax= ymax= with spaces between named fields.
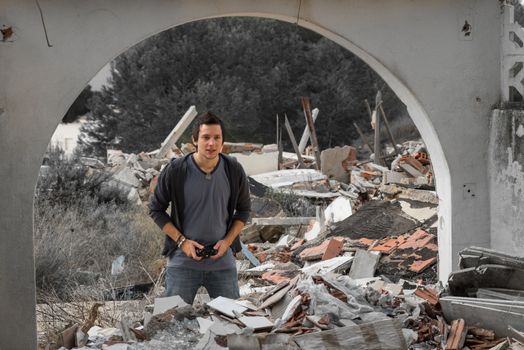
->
xmin=299 ymin=239 xmax=343 ymax=261
xmin=358 ymin=238 xmax=375 ymax=247
xmin=371 ymin=236 xmax=406 ymax=254
xmin=397 ymin=229 xmax=435 ymax=250
xmin=446 ymin=319 xmax=466 ymax=350
xmin=261 ymin=271 xmax=291 ymax=284
xmin=414 ymin=286 xmax=439 ymax=305
xmin=409 ymin=257 xmax=437 ymax=273
xmin=290 ymin=239 xmax=305 ymax=251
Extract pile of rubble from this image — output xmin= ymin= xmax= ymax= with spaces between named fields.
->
xmin=49 ymin=246 xmax=524 ymax=350
xmin=43 ymin=104 xmax=524 ymax=349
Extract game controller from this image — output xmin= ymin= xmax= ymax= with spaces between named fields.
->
xmin=196 ymin=244 xmax=218 ymax=258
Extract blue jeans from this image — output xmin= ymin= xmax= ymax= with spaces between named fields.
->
xmin=165 ymin=266 xmax=240 ymax=304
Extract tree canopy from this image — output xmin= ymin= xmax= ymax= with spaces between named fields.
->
xmin=79 ymin=17 xmax=408 ymax=158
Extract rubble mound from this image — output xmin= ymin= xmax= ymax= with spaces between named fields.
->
xmin=328 ymin=200 xmax=419 ymax=240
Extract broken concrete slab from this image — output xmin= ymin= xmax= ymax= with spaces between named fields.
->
xmin=238 ymin=316 xmax=273 ymax=330
xmin=153 ymin=295 xmax=188 ymax=315
xmin=459 ymin=246 xmax=524 ymax=270
xmin=250 ymin=169 xmax=327 ymax=188
xmin=383 ymin=170 xmax=411 ymax=185
xmin=301 ymin=256 xmax=354 ymax=276
xmin=399 ymin=200 xmax=437 ymax=223
xmin=348 ymin=250 xmax=381 ymax=279
xmin=292 ymin=319 xmax=407 ymax=349
xmin=440 ymin=297 xmax=524 ymax=337
xmin=320 ymin=145 xmax=356 ymax=183
xmin=448 ymin=264 xmax=524 ymax=297
xmin=280 ymin=295 xmax=302 ymax=322
xmin=231 ymin=151 xmax=278 ymax=176
xmin=251 ymin=217 xmax=315 ymax=226
xmin=324 ymin=196 xmax=352 ymax=224
xmin=476 ymin=288 xmax=524 ymax=301
xmin=304 ymin=220 xmax=321 ymax=241
xmin=207 ymin=297 xmax=248 ymax=318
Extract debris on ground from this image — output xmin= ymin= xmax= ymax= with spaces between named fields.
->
xmin=37 ymin=105 xmax=524 ymax=349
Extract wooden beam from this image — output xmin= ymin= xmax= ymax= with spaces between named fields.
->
xmin=379 ymin=104 xmax=400 ymax=155
xmin=301 ymin=97 xmax=321 ymax=170
xmin=373 ymin=107 xmax=384 ymax=165
xmin=277 ymin=114 xmax=282 ymax=170
xmin=353 ymin=122 xmax=373 ymax=153
xmin=157 ymin=106 xmax=198 ymax=159
xmin=298 ymin=108 xmax=319 ymax=154
xmin=284 ymin=114 xmax=306 ymax=169
xmin=252 ymin=217 xmax=316 ymax=226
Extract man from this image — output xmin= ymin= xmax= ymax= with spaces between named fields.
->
xmin=149 ymin=112 xmax=250 ymax=304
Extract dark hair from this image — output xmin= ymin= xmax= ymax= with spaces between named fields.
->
xmin=191 ymin=111 xmax=225 ymax=141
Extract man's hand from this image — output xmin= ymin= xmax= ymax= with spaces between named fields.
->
xmin=180 ymin=239 xmax=204 ymax=261
xmin=210 ymin=239 xmax=231 ymax=260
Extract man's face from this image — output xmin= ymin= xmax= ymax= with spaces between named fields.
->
xmin=193 ymin=124 xmax=223 ymax=160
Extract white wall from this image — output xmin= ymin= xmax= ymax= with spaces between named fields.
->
xmin=489 ymin=110 xmax=524 ymax=256
xmin=50 ymin=118 xmax=86 ymax=156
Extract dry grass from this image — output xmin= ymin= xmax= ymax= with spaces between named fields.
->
xmin=34 ymin=147 xmax=165 ymax=345
xmin=34 ymin=197 xmax=164 ymax=301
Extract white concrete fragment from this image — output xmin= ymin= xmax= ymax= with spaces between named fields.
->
xmin=234 ymin=300 xmax=258 ymax=311
xmin=102 ymin=344 xmax=129 ymax=350
xmin=197 ymin=316 xmax=215 ymax=334
xmin=207 ymin=296 xmax=247 ymax=318
xmin=275 ymin=234 xmax=293 ymax=248
xmin=320 ymin=145 xmax=355 ymax=183
xmin=111 ymin=255 xmax=125 ymax=276
xmin=348 ymin=250 xmax=381 ymax=279
xmin=324 ymin=197 xmax=352 ymax=224
xmin=245 ymin=262 xmax=275 ymax=272
xmin=304 ymin=221 xmax=321 ymax=241
xmin=281 ymin=295 xmax=302 ymax=322
xmin=301 ymin=256 xmax=354 ymax=275
xmin=239 ymin=283 xmax=273 ymax=297
xmin=238 ymin=316 xmax=274 ymax=330
xmin=517 ymin=124 xmax=524 ymax=137
xmin=153 ymin=295 xmax=188 ymax=315
xmin=251 ymin=169 xmax=326 ymax=188
xmin=230 ymin=151 xmax=278 ymax=176
xmin=399 ymin=200 xmax=436 ymax=222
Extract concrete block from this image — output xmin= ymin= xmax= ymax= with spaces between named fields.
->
xmin=348 ymin=249 xmax=381 ymax=279
xmin=441 ymin=297 xmax=524 ymax=337
xmin=399 ymin=201 xmax=437 ymax=222
xmin=251 ymin=169 xmax=326 ymax=188
xmin=153 ymin=295 xmax=188 ymax=315
xmin=207 ymin=296 xmax=247 ymax=318
xmin=293 ymin=319 xmax=407 ymax=349
xmin=238 ymin=316 xmax=273 ymax=330
xmin=230 ymin=151 xmax=278 ymax=176
xmin=383 ymin=170 xmax=410 ymax=185
xmin=320 ymin=145 xmax=356 ymax=183
xmin=324 ymin=196 xmax=353 ymax=224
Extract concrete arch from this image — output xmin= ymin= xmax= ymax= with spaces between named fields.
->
xmin=0 ymin=1 xmax=499 ymax=348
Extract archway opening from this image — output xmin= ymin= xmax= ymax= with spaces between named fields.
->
xmin=34 ymin=14 xmax=450 ymax=347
